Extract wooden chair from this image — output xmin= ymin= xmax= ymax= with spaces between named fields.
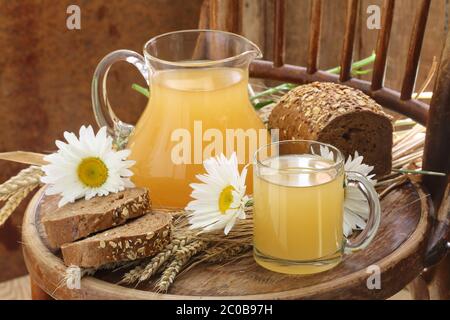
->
xmin=22 ymin=0 xmax=449 ymax=300
xmin=204 ymin=0 xmax=449 ymax=299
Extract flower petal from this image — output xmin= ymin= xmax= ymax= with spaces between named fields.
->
xmin=40 ymin=125 xmax=136 ymax=207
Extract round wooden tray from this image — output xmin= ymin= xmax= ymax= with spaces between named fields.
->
xmin=22 ymin=184 xmax=430 ymax=299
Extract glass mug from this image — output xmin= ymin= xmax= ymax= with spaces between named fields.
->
xmin=253 ymin=140 xmax=381 ymax=275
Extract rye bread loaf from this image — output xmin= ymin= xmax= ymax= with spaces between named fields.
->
xmin=268 ymin=82 xmax=393 ymax=176
xmin=61 ymin=212 xmax=172 ymax=268
xmin=42 ymin=188 xmax=150 ymax=248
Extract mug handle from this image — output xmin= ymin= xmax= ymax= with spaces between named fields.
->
xmin=344 ymin=171 xmax=382 ymax=254
xmin=91 ymin=49 xmax=149 ymax=144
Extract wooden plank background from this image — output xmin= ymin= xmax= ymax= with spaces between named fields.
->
xmin=242 ymin=0 xmax=448 ymax=91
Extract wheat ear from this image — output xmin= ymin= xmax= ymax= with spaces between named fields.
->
xmin=0 ymin=184 xmax=38 ymax=226
xmin=156 ymin=240 xmax=207 ymax=292
xmin=0 ymin=166 xmax=43 ymax=200
xmin=139 ymin=237 xmax=192 ymax=282
xmin=119 ymin=265 xmax=145 ymax=285
xmin=202 ymin=244 xmax=252 ymax=263
xmin=56 ymin=261 xmax=131 ymax=295
xmin=120 ymin=236 xmax=191 ymax=284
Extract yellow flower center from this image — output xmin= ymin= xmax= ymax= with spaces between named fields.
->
xmin=218 ymin=185 xmax=235 ymax=214
xmin=77 ymin=157 xmax=108 ymax=188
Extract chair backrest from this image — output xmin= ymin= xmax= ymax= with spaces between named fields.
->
xmin=204 ymin=0 xmax=449 ymax=260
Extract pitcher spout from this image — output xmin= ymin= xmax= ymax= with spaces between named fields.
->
xmin=238 ymin=38 xmax=263 ymax=64
xmin=143 ymin=29 xmax=262 ymax=70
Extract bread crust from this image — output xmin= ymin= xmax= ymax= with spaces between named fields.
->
xmin=61 ymin=212 xmax=172 ymax=268
xmin=268 ymin=82 xmax=393 ymax=176
xmin=42 ymin=188 xmax=150 ymax=248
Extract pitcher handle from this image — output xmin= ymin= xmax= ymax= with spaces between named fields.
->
xmin=91 ymin=49 xmax=149 ymax=143
xmin=344 ymin=171 xmax=382 ymax=254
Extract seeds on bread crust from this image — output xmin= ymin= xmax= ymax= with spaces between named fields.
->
xmin=42 ymin=188 xmax=150 ymax=248
xmin=268 ymin=82 xmax=393 ymax=176
xmin=61 ymin=212 xmax=172 ymax=268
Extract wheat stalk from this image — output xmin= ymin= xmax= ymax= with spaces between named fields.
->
xmin=194 ymin=208 xmax=253 ymax=245
xmin=120 ymin=236 xmax=192 ymax=284
xmin=120 ymin=215 xmax=254 ymax=288
xmin=118 ymin=264 xmax=146 ymax=285
xmin=201 ymin=243 xmax=252 ymax=263
xmin=0 ymin=184 xmax=38 ymax=226
xmin=156 ymin=240 xmax=207 ymax=292
xmin=55 ymin=260 xmax=134 ymax=295
xmin=84 ymin=260 xmax=141 ymax=278
xmin=0 ymin=166 xmax=43 ymax=201
xmin=139 ymin=236 xmax=191 ymax=282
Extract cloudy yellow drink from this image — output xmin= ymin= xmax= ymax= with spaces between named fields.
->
xmin=253 ymin=154 xmax=345 ymax=274
xmin=127 ymin=67 xmax=267 ymax=208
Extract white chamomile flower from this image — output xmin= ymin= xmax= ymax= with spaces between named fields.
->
xmin=41 ymin=125 xmax=135 ymax=207
xmin=342 ymin=151 xmax=376 ymax=237
xmin=186 ymin=152 xmax=249 ymax=235
xmin=316 ymin=146 xmax=377 ymax=237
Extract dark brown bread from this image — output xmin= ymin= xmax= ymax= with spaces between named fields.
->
xmin=268 ymin=82 xmax=393 ymax=176
xmin=61 ymin=212 xmax=172 ymax=268
xmin=42 ymin=188 xmax=150 ymax=248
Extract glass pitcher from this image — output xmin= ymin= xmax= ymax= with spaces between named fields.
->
xmin=92 ymin=30 xmax=267 ymax=208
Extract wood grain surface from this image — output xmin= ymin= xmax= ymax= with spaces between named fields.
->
xmin=0 ymin=275 xmax=30 ymax=300
xmin=0 ymin=274 xmax=410 ymax=299
xmin=22 ymin=182 xmax=430 ymax=299
xmin=242 ymin=0 xmax=446 ymax=92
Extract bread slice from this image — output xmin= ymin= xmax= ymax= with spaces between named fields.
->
xmin=269 ymin=82 xmax=393 ymax=176
xmin=61 ymin=212 xmax=172 ymax=268
xmin=42 ymin=188 xmax=150 ymax=248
